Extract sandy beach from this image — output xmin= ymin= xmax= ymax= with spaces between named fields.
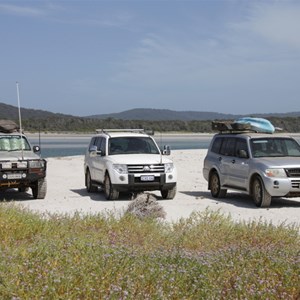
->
xmin=1 ymin=149 xmax=300 ymax=227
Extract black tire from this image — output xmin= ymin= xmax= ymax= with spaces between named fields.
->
xmin=86 ymin=170 xmax=98 ymax=193
xmin=252 ymin=176 xmax=272 ymax=208
xmin=32 ymin=178 xmax=47 ymax=199
xmin=209 ymin=171 xmax=227 ymax=198
xmin=161 ymin=185 xmax=176 ymax=199
xmin=104 ymin=173 xmax=119 ymax=200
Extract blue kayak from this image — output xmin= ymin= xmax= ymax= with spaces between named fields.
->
xmin=234 ymin=117 xmax=275 ymax=134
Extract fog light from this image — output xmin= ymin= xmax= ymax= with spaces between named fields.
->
xmin=119 ymin=175 xmax=125 ymax=181
xmin=168 ymin=175 xmax=173 ymax=180
xmin=274 ymin=180 xmax=279 ymax=186
xmin=3 ymin=174 xmax=7 ymax=179
xmin=22 ymin=173 xmax=27 ymax=178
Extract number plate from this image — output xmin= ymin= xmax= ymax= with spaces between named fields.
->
xmin=7 ymin=174 xmax=22 ymax=179
xmin=140 ymin=175 xmax=155 ymax=181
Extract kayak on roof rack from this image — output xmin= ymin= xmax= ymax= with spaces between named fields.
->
xmin=212 ymin=117 xmax=275 ymax=134
xmin=234 ymin=117 xmax=275 ymax=134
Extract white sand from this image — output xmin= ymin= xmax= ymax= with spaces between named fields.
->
xmin=2 ymin=149 xmax=300 ymax=227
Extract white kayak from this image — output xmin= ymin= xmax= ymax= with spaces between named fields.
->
xmin=234 ymin=117 xmax=275 ymax=134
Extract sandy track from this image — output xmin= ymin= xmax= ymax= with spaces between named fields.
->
xmin=1 ymin=150 xmax=300 ymax=227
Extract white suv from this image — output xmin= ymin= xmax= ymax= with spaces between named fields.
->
xmin=84 ymin=129 xmax=177 ymax=200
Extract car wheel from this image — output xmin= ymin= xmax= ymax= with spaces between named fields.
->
xmin=209 ymin=171 xmax=227 ymax=198
xmin=104 ymin=173 xmax=119 ymax=200
xmin=252 ymin=176 xmax=272 ymax=208
xmin=32 ymin=178 xmax=47 ymax=199
xmin=161 ymin=185 xmax=176 ymax=199
xmin=86 ymin=170 xmax=98 ymax=193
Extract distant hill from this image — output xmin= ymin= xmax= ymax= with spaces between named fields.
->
xmin=88 ymin=108 xmax=242 ymax=121
xmin=0 ymin=102 xmax=73 ymax=120
xmin=87 ymin=108 xmax=300 ymax=121
xmin=1 ymin=102 xmax=300 ymax=122
xmin=1 ymin=102 xmax=300 ymax=132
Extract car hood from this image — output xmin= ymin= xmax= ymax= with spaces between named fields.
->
xmin=106 ymin=154 xmax=173 ymax=165
xmin=254 ymin=156 xmax=300 ymax=168
xmin=0 ymin=151 xmax=41 ymax=161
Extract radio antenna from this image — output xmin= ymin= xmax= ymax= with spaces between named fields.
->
xmin=16 ymin=81 xmax=24 ymax=160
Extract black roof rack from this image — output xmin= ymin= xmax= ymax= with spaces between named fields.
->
xmin=212 ymin=121 xmax=256 ymax=134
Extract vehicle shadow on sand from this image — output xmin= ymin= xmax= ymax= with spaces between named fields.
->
xmin=180 ymin=190 xmax=300 ymax=209
xmin=70 ymin=188 xmax=135 ymax=202
xmin=0 ymin=189 xmax=34 ymax=202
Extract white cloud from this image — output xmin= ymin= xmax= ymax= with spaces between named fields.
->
xmin=0 ymin=3 xmax=45 ymax=17
xmin=232 ymin=2 xmax=300 ymax=50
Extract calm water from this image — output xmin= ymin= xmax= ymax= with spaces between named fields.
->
xmin=27 ymin=135 xmax=212 ymax=158
xmin=28 ymin=134 xmax=300 ymax=158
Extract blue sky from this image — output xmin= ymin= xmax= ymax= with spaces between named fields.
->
xmin=0 ymin=0 xmax=300 ymax=116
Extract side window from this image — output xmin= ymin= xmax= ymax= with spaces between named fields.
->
xmin=211 ymin=137 xmax=222 ymax=154
xmin=220 ymin=138 xmax=236 ymax=156
xmin=235 ymin=139 xmax=248 ymax=158
xmin=89 ymin=137 xmax=96 ymax=150
xmin=99 ymin=137 xmax=106 ymax=155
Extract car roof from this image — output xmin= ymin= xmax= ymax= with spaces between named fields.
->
xmin=214 ymin=132 xmax=294 ymax=139
xmin=95 ymin=131 xmax=150 ymax=138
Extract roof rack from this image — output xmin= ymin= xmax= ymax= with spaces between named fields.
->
xmin=212 ymin=121 xmax=252 ymax=133
xmin=96 ymin=129 xmax=145 ymax=134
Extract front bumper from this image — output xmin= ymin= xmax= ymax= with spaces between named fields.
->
xmin=263 ymin=176 xmax=300 ymax=197
xmin=112 ymin=173 xmax=176 ymax=192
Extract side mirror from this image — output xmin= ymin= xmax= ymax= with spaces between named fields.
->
xmin=89 ymin=145 xmax=101 ymax=157
xmin=33 ymin=145 xmax=40 ymax=153
xmin=162 ymin=145 xmax=171 ymax=155
xmin=238 ymin=149 xmax=248 ymax=158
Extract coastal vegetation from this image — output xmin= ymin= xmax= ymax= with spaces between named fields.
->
xmin=1 ymin=102 xmax=300 ymax=133
xmin=19 ymin=115 xmax=300 ymax=133
xmin=0 ymin=205 xmax=299 ymax=299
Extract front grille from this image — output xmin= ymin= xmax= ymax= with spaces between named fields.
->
xmin=127 ymin=164 xmax=164 ymax=174
xmin=291 ymin=180 xmax=300 ymax=189
xmin=285 ymin=168 xmax=300 ymax=177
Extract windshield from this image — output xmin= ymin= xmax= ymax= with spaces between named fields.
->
xmin=250 ymin=138 xmax=300 ymax=158
xmin=0 ymin=135 xmax=31 ymax=151
xmin=109 ymin=137 xmax=160 ymax=155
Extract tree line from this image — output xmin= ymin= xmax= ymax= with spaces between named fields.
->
xmin=19 ymin=116 xmax=300 ymax=133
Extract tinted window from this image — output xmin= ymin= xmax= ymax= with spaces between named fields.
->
xmin=220 ymin=138 xmax=236 ymax=156
xmin=235 ymin=138 xmax=248 ymax=157
xmin=211 ymin=137 xmax=222 ymax=154
xmin=108 ymin=137 xmax=159 ymax=155
xmin=251 ymin=138 xmax=300 ymax=157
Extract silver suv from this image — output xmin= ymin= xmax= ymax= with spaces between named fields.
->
xmin=84 ymin=129 xmax=177 ymax=200
xmin=203 ymin=132 xmax=300 ymax=207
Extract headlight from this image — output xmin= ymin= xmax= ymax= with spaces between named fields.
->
xmin=113 ymin=164 xmax=128 ymax=174
xmin=165 ymin=163 xmax=174 ymax=173
xmin=265 ymin=168 xmax=286 ymax=178
xmin=29 ymin=160 xmax=45 ymax=168
xmin=17 ymin=162 xmax=28 ymax=168
xmin=1 ymin=162 xmax=12 ymax=169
